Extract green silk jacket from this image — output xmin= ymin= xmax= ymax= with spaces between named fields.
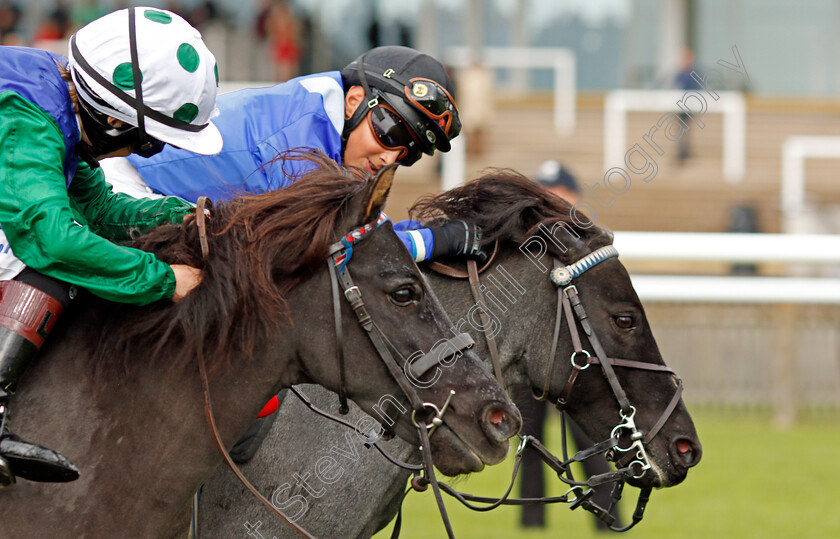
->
xmin=0 ymin=91 xmax=194 ymax=305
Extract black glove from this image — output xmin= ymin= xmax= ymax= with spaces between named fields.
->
xmin=429 ymin=221 xmax=488 ymax=263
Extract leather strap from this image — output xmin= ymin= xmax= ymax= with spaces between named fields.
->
xmin=327 ymin=262 xmax=350 ymax=414
xmin=408 ymin=333 xmax=475 ymax=379
xmin=195 ymin=196 xmax=212 ymax=260
xmin=425 ymin=241 xmax=499 ymax=279
xmin=198 ymin=357 xmax=315 ymax=538
xmin=465 ymin=260 xmax=504 ymax=385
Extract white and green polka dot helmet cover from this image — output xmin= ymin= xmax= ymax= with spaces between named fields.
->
xmin=68 ymin=7 xmax=222 ymax=155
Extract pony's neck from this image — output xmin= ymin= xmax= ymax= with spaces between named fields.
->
xmin=4 ymin=313 xmax=302 ymax=536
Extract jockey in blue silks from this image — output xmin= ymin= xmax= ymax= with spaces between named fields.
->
xmin=105 ymin=45 xmax=486 ymax=264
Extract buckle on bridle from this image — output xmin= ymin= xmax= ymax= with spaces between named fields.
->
xmin=344 ymin=285 xmax=363 ymax=305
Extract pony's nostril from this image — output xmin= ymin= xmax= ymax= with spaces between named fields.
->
xmin=674 ymin=438 xmax=702 ymax=468
xmin=480 ymin=404 xmax=521 ymax=443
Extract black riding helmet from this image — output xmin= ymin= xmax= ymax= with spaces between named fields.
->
xmin=341 ymin=46 xmax=461 ymax=164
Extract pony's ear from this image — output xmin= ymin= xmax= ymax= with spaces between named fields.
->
xmin=359 ymin=164 xmax=396 ymax=223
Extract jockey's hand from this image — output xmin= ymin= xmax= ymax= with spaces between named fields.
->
xmin=171 ymin=264 xmax=203 ymax=301
xmin=430 ymin=221 xmax=488 ymax=263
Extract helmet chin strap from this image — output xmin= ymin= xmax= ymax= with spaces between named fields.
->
xmin=342 ymin=53 xmax=383 ymax=147
xmin=75 ymin=93 xmax=138 ymax=168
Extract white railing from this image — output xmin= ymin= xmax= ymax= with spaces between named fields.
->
xmin=603 ymin=90 xmax=746 ymax=183
xmin=612 ymin=231 xmax=840 ymax=426
xmin=445 ymin=46 xmax=576 ymax=134
xmin=613 ymin=232 xmax=840 ymax=304
xmin=780 ymin=135 xmax=840 ymax=234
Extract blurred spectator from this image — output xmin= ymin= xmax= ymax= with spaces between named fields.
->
xmin=729 ymin=204 xmax=760 ymax=275
xmin=674 ymin=47 xmax=702 ymax=164
xmin=259 ymin=0 xmax=301 ymax=82
xmin=0 ymin=0 xmax=22 ymax=45
xmin=535 ymin=160 xmax=580 ymax=204
xmin=189 ymin=0 xmax=219 ymax=29
xmin=34 ymin=3 xmax=71 ymax=42
xmin=165 ymin=1 xmax=187 ymax=19
xmin=367 ymin=17 xmax=381 ymax=48
xmin=454 ymin=62 xmax=495 ymax=156
xmin=515 ymin=162 xmax=622 ymax=531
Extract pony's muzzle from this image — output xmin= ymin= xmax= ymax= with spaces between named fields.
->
xmin=479 ymin=401 xmax=522 ymax=443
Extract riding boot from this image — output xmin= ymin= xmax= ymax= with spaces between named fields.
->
xmin=0 ymin=280 xmax=79 ymax=488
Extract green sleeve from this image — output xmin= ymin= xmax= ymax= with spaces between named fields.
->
xmin=69 ymin=161 xmax=194 ymax=241
xmin=0 ymin=92 xmax=185 ymax=305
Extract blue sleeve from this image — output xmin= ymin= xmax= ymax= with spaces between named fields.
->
xmin=393 ymin=220 xmax=435 ymax=262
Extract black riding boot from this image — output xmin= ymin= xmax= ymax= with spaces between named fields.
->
xmin=0 ymin=280 xmax=79 ymax=489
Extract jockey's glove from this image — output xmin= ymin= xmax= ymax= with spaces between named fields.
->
xmin=429 ymin=221 xmax=488 ymax=263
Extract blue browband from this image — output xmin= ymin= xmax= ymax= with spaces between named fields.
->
xmin=550 ymin=245 xmax=619 ymax=286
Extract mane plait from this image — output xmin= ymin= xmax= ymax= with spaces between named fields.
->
xmin=92 ymin=151 xmax=367 ymax=377
xmin=410 ymin=169 xmax=612 ymax=255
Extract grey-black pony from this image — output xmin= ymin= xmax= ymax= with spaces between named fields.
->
xmin=194 ymin=171 xmax=702 ymax=538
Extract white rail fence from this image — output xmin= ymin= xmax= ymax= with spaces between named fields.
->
xmin=445 ymin=46 xmax=577 ymax=134
xmin=612 ymin=232 xmax=840 ymax=426
xmin=780 ymin=135 xmax=840 ymax=234
xmin=603 ymin=90 xmax=746 ymax=183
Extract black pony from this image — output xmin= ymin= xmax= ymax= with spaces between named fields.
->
xmin=2 ymin=155 xmax=521 ymax=537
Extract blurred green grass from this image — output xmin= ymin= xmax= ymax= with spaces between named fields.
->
xmin=374 ymin=408 xmax=840 ymax=539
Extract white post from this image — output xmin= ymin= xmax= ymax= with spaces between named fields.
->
xmin=780 ymin=135 xmax=840 ymax=233
xmin=722 ymin=95 xmax=746 ymax=183
xmin=446 ymin=46 xmax=576 ymax=133
xmin=441 ymin=135 xmax=467 ymax=191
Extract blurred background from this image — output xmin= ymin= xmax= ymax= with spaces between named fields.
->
xmin=6 ymin=0 xmax=840 ymax=536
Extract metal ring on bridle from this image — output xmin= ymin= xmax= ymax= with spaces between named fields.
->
xmin=570 ymin=350 xmax=591 ymax=370
xmin=411 ymin=390 xmax=455 ymax=437
xmin=629 ymin=459 xmax=648 ymax=479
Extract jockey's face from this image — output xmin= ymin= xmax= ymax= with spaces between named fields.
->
xmin=343 ymin=86 xmax=402 ymax=175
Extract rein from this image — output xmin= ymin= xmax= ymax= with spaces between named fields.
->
xmin=193 ymin=197 xmax=315 ymax=538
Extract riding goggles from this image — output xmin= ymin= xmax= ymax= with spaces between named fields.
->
xmin=404 ymin=78 xmax=462 ymax=140
xmin=367 ymin=103 xmax=423 ymax=166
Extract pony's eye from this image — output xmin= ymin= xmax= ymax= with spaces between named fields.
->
xmin=614 ymin=315 xmax=634 ymax=330
xmin=390 ymin=285 xmax=421 ymax=306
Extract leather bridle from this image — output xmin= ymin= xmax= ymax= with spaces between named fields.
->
xmin=195 ymin=202 xmax=474 ymax=539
